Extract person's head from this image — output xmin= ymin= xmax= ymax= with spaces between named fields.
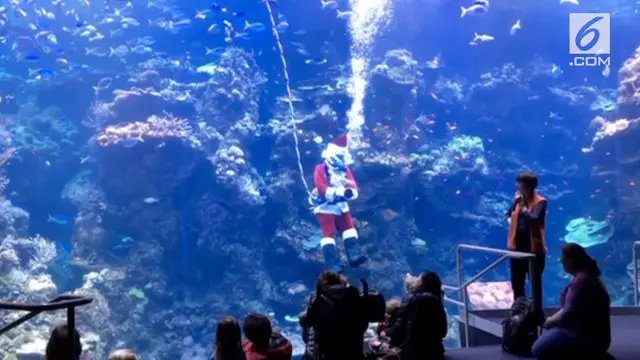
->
xmin=316 ymin=269 xmax=346 ymax=293
xmin=419 ymin=271 xmax=443 ymax=297
xmin=45 ymin=325 xmax=82 ymax=360
xmin=322 ymin=134 xmax=353 ymax=171
xmin=385 ymin=298 xmax=402 ymax=323
xmin=108 ymin=349 xmax=138 ymax=360
xmin=215 ymin=317 xmax=242 ymax=360
xmin=243 ymin=313 xmax=272 ymax=349
xmin=404 ymin=273 xmax=420 ymax=293
xmin=561 ymin=243 xmax=601 ymax=277
xmin=516 ymin=171 xmax=539 ymax=196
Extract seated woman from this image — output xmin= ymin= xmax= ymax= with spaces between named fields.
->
xmin=532 ymin=243 xmax=611 ymax=359
xmin=45 ymin=324 xmax=82 ymax=360
xmin=386 ymin=271 xmax=448 ymax=360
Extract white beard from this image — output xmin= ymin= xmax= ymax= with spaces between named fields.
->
xmin=327 ymin=166 xmax=354 ymax=188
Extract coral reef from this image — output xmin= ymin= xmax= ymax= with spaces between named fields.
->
xmin=589 ymin=48 xmax=640 ymax=233
xmin=563 ymin=217 xmax=614 ymax=248
xmin=467 ymin=281 xmax=514 ymax=310
xmin=617 ymin=46 xmax=640 ymax=119
xmin=1 ymin=41 xmax=623 ymax=360
xmin=586 ymin=46 xmax=640 ymax=282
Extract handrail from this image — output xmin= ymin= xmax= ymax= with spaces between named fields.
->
xmin=443 ymin=244 xmax=536 ymax=347
xmin=634 ymin=241 xmax=639 ymax=306
xmin=0 ymin=294 xmax=93 ymax=360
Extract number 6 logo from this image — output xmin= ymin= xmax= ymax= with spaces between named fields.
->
xmin=575 ymin=16 xmax=604 ymax=52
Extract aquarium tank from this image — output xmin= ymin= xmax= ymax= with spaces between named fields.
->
xmin=0 ymin=0 xmax=638 ymax=358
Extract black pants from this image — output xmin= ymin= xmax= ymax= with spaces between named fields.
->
xmin=510 ymin=252 xmax=545 ymax=311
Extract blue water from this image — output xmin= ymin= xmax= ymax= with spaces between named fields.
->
xmin=0 ymin=0 xmax=637 ymax=358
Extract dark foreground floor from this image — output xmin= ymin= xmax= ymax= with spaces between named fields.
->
xmin=449 ymin=312 xmax=640 ymax=360
xmin=292 ymin=312 xmax=640 ymax=360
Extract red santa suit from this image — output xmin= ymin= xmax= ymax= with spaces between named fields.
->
xmin=311 ymin=134 xmax=367 ymax=271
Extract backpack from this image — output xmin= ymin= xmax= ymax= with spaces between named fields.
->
xmin=360 ymin=278 xmax=386 ymax=323
xmin=402 ymin=293 xmax=446 ymax=360
xmin=501 ymin=297 xmax=540 ymax=356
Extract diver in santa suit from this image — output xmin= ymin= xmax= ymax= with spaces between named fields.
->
xmin=310 ymin=134 xmax=368 ymax=273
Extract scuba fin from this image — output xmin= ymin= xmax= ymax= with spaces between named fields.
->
xmin=322 ymin=243 xmax=344 ymax=273
xmin=344 ymin=237 xmax=367 ymax=268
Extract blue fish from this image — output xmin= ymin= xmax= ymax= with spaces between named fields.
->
xmin=24 ymin=53 xmax=39 ymax=60
xmin=28 ymin=68 xmax=54 ymax=78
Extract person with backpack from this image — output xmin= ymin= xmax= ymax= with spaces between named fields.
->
xmin=300 ymin=270 xmax=385 ymax=360
xmin=532 ymin=244 xmax=611 ymax=360
xmin=386 ymin=271 xmax=448 ymax=360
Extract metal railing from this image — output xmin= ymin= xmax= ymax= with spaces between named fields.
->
xmin=0 ymin=294 xmax=93 ymax=360
xmin=442 ymin=244 xmax=537 ymax=347
xmin=634 ymin=241 xmax=639 ymax=306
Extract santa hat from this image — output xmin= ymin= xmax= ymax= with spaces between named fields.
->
xmin=322 ymin=134 xmax=353 ymax=164
xmin=333 ymin=134 xmax=348 ymax=148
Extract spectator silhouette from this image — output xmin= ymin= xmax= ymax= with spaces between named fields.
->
xmin=387 ymin=271 xmax=448 ymax=360
xmin=108 ymin=349 xmax=138 ymax=360
xmin=45 ymin=324 xmax=82 ymax=360
xmin=532 ymin=243 xmax=611 ymax=359
xmin=213 ymin=317 xmax=246 ymax=360
xmin=300 ymin=270 xmax=372 ymax=360
xmin=242 ymin=313 xmax=292 ymax=360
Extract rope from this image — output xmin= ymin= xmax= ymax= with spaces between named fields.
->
xmin=263 ymin=1 xmax=313 ymax=196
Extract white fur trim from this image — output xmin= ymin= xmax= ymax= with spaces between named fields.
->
xmin=321 ymin=237 xmax=336 ymax=246
xmin=322 ymin=143 xmax=345 ymax=159
xmin=313 ymin=202 xmax=349 ymax=215
xmin=342 ymin=228 xmax=358 ymax=239
xmin=325 ymin=187 xmax=338 ymax=202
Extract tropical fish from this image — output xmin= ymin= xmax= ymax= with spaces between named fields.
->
xmin=48 ymin=214 xmax=70 ymax=225
xmin=93 ymin=77 xmax=113 ymax=96
xmin=143 ymin=197 xmax=160 ymax=204
xmin=195 ymin=9 xmax=211 ymax=20
xmin=138 ymin=36 xmax=156 ymax=46
xmin=321 ymin=0 xmax=338 ymax=10
xmin=109 ymin=45 xmax=129 ymax=57
xmin=28 ymin=68 xmax=54 ymax=78
xmin=121 ymin=17 xmax=140 ymax=27
xmin=244 ymin=21 xmax=265 ymax=32
xmin=205 ymin=47 xmax=225 ymax=56
xmin=470 ymin=32 xmax=494 ymax=45
xmin=85 ymin=47 xmax=109 ymax=57
xmin=510 ymin=20 xmax=521 ymax=36
xmin=337 ymin=10 xmax=353 ymax=19
xmin=460 ymin=4 xmax=488 ymax=18
xmin=305 ymin=58 xmax=327 ymax=66
xmin=131 ymin=44 xmax=152 ymax=54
